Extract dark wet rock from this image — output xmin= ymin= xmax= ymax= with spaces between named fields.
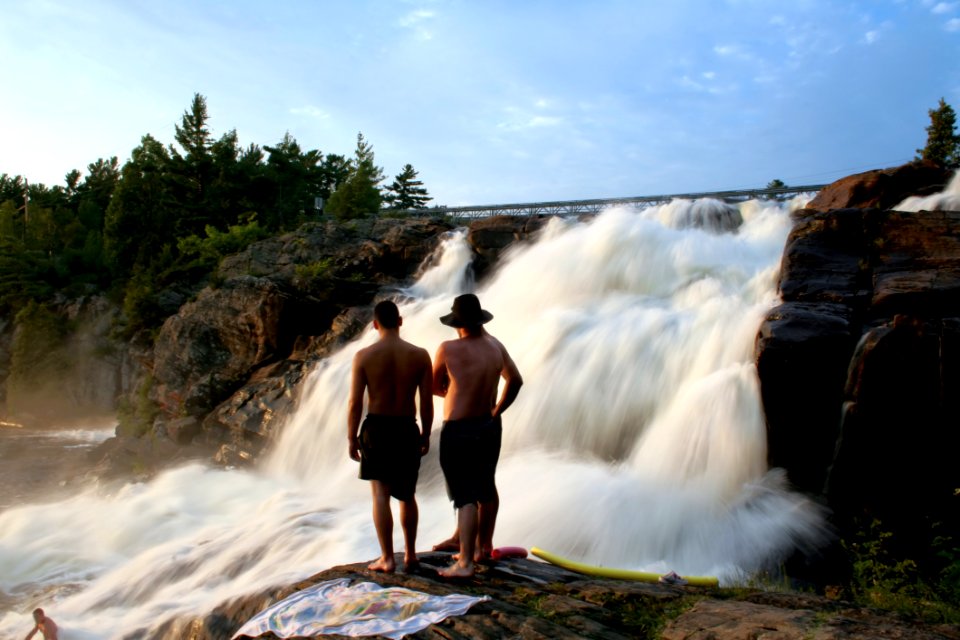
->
xmin=466 ymin=214 xmax=551 ymax=280
xmin=756 ymin=200 xmax=960 ymax=581
xmin=167 ymin=553 xmax=960 ymax=640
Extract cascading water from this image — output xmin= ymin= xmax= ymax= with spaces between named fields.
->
xmin=0 ymin=197 xmax=829 ymax=639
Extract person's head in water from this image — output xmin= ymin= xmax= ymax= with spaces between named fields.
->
xmin=374 ymin=300 xmax=401 ymax=330
xmin=440 ymin=294 xmax=493 ymax=334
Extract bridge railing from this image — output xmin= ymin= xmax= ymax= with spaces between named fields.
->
xmin=390 ymin=184 xmax=826 ymax=219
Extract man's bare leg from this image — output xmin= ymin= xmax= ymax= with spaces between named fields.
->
xmin=399 ymin=498 xmax=420 ymax=572
xmin=476 ymin=491 xmax=499 ymax=562
xmin=368 ymin=481 xmax=396 ymax=573
xmin=439 ymin=503 xmax=477 ymax=578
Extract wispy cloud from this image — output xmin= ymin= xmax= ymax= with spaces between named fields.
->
xmin=932 ymin=2 xmax=956 ymax=14
xmin=862 ymin=29 xmax=880 ymax=44
xmin=946 ymin=17 xmax=960 ymax=29
xmin=289 ymin=106 xmax=330 ymax=119
xmin=398 ymin=8 xmax=435 ymax=40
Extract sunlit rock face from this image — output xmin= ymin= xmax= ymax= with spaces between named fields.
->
xmin=804 ymin=160 xmax=951 ymax=212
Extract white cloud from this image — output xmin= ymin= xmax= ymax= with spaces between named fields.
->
xmin=863 ymin=30 xmax=880 ymax=44
xmin=702 ymin=71 xmax=716 ymax=80
xmin=947 ymin=17 xmax=960 ymax=29
xmin=398 ymin=8 xmax=435 ymax=40
xmin=932 ymin=2 xmax=955 ymax=14
xmin=398 ymin=9 xmax=435 ymax=27
xmin=714 ymin=44 xmax=738 ymax=56
xmin=528 ymin=116 xmax=562 ymax=127
xmin=289 ymin=106 xmax=330 ymax=119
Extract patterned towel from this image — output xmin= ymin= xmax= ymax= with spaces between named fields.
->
xmin=232 ymin=578 xmax=489 ymax=639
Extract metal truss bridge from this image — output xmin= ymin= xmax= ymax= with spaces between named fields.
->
xmin=401 ymin=184 xmax=826 ymax=219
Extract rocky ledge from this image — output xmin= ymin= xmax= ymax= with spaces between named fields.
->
xmin=169 ymin=552 xmax=960 ymax=640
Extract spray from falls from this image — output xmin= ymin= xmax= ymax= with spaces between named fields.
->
xmin=0 ymin=196 xmax=827 ymax=638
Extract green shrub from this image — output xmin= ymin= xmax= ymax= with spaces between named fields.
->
xmin=843 ymin=517 xmax=960 ymax=622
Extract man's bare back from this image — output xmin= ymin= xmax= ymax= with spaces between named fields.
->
xmin=347 ymin=300 xmax=433 ymax=574
xmin=353 ymin=336 xmax=432 ymax=417
xmin=434 ymin=333 xmax=511 ymax=421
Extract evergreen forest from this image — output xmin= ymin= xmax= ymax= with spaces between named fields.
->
xmin=0 ymin=93 xmax=432 ymax=335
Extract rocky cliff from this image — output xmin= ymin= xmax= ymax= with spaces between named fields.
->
xmin=164 ymin=552 xmax=960 ymax=640
xmin=756 ymin=163 xmax=960 ymax=580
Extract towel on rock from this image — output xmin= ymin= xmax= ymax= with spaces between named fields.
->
xmin=232 ymin=578 xmax=489 ymax=639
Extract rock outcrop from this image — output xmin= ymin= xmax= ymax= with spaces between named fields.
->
xmin=105 ymin=214 xmax=552 ymax=466
xmin=756 ymin=204 xmax=960 ymax=569
xmin=804 ymin=160 xmax=951 ymax=212
xmin=167 ymin=553 xmax=960 ymax=640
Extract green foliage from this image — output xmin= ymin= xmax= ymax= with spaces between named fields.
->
xmin=0 ymin=94 xmax=431 ymax=340
xmin=0 ymin=238 xmax=56 ymax=310
xmin=10 ymin=301 xmax=69 ymax=382
xmin=916 ymin=98 xmax=960 ymax=168
xmin=7 ymin=302 xmax=73 ymax=416
xmin=177 ymin=215 xmax=268 ymax=272
xmin=326 ymin=132 xmax=384 ymax=220
xmin=293 ymin=258 xmax=334 ymax=285
xmin=842 ymin=518 xmax=960 ymax=622
xmin=383 ymin=163 xmax=432 ymax=210
xmin=116 ymin=374 xmax=158 ymax=437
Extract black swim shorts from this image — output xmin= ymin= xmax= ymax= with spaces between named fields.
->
xmin=439 ymin=415 xmax=502 ymax=508
xmin=358 ymin=414 xmax=422 ymax=501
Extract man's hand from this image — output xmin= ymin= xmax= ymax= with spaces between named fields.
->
xmin=419 ymin=433 xmax=431 ymax=456
xmin=348 ymin=435 xmax=361 ymax=462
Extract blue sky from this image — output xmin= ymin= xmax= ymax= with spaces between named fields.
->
xmin=1 ymin=0 xmax=958 ymax=206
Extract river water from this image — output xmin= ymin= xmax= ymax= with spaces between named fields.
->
xmin=0 ymin=197 xmax=830 ymax=639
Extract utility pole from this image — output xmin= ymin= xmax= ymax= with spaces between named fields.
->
xmin=22 ymin=178 xmax=29 ymax=242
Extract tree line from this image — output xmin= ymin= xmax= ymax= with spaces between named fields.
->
xmin=0 ymin=93 xmax=433 ymax=333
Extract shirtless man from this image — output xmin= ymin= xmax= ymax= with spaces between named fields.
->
xmin=24 ymin=608 xmax=58 ymax=640
xmin=433 ymin=294 xmax=523 ymax=578
xmin=349 ymin=300 xmax=433 ymax=573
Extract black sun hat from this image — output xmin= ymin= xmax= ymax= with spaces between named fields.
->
xmin=439 ymin=293 xmax=494 ymax=327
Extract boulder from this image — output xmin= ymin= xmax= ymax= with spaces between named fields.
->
xmin=466 ymin=214 xmax=551 ymax=279
xmin=151 ymin=276 xmax=299 ymax=418
xmin=805 ymin=161 xmax=951 ymax=212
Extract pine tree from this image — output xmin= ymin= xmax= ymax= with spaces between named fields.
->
xmin=170 ymin=93 xmax=215 ymax=234
xmin=383 ymin=164 xmax=432 ymax=210
xmin=916 ymin=98 xmax=960 ymax=168
xmin=326 ymin=132 xmax=384 ymax=220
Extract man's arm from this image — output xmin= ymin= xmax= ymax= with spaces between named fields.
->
xmin=492 ymin=344 xmax=523 ymax=419
xmin=432 ymin=344 xmax=449 ymax=397
xmin=417 ymin=350 xmax=434 ymax=455
xmin=24 ymin=625 xmax=38 ymax=640
xmin=347 ymin=353 xmax=366 ymax=461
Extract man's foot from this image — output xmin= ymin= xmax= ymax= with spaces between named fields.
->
xmin=475 ymin=545 xmax=494 ymax=564
xmin=402 ymin=555 xmax=421 ymax=574
xmin=438 ymin=561 xmax=475 ymax=579
xmin=432 ymin=535 xmax=460 ymax=552
xmin=368 ymin=556 xmax=396 ymax=573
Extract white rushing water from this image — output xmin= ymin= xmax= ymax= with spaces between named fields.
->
xmin=0 ymin=197 xmax=829 ymax=639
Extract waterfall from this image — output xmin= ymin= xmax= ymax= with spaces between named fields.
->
xmin=0 ymin=196 xmax=827 ymax=639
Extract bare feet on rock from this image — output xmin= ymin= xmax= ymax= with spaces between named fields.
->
xmin=368 ymin=556 xmax=396 ymax=573
xmin=402 ymin=555 xmax=421 ymax=574
xmin=438 ymin=560 xmax=475 ymax=579
xmin=432 ymin=535 xmax=460 ymax=552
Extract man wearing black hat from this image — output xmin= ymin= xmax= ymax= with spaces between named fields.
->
xmin=433 ymin=293 xmax=523 ymax=578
